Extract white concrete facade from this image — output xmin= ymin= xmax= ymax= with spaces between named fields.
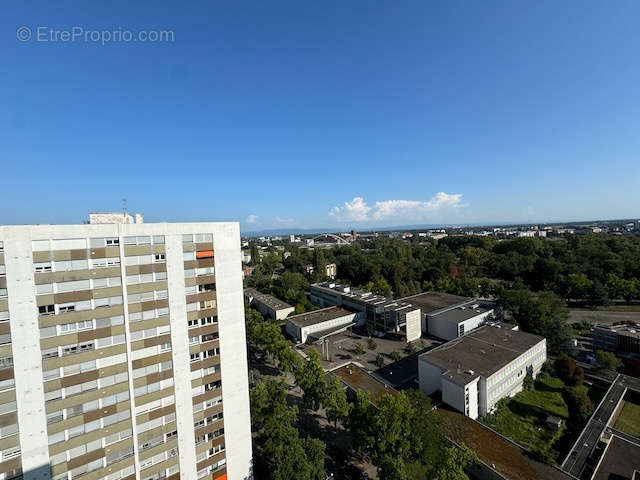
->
xmin=405 ymin=309 xmax=422 ymax=342
xmin=285 ymin=310 xmax=358 ymax=344
xmin=418 ymin=334 xmax=546 ymax=420
xmin=0 ymin=222 xmax=252 ymax=480
xmin=427 ymin=308 xmax=494 ymax=341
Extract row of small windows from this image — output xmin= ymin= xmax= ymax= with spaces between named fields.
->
xmin=125 ymin=253 xmax=165 ymax=265
xmin=126 ymin=271 xmax=167 ymax=285
xmin=38 ymin=295 xmax=123 ymax=316
xmin=47 ymin=408 xmax=131 ymax=445
xmin=187 ymin=316 xmax=217 ymax=329
xmin=32 ymin=238 xmax=119 ymax=251
xmin=129 ymin=306 xmax=169 ymax=323
xmin=139 ymin=429 xmax=178 ymax=454
xmin=40 ymin=315 xmax=124 ymax=339
xmin=142 ymin=464 xmax=180 ymax=480
xmin=34 ymin=258 xmax=120 ymax=273
xmin=137 ymin=407 xmax=177 ymax=434
xmin=41 ymin=334 xmax=126 ymax=359
xmin=52 ymin=464 xmax=135 ymax=480
xmin=47 ymin=390 xmax=130 ymax=426
xmin=44 ymin=371 xmax=129 ymax=403
xmin=183 ymin=233 xmax=213 ymax=243
xmin=190 ymin=347 xmax=220 ymax=364
xmin=127 ymin=289 xmax=168 ymax=304
xmin=123 ymin=236 xmax=165 ymax=246
xmin=35 ymin=276 xmax=122 ymax=295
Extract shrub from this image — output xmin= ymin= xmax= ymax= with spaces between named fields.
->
xmin=375 ymin=354 xmax=385 ymax=368
xmin=354 ymin=343 xmax=365 ymax=356
xmin=367 ymin=338 xmax=377 ymax=351
xmin=523 ymin=373 xmax=534 ymax=391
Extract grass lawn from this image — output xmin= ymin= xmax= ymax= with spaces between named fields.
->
xmin=614 ymin=400 xmax=640 ymax=438
xmin=484 ymin=375 xmax=568 ymax=463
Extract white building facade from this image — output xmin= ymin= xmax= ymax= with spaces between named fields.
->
xmin=0 ymin=223 xmax=251 ymax=480
xmin=419 ymin=326 xmax=546 ymax=419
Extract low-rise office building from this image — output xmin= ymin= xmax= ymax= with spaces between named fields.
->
xmin=400 ymin=292 xmax=495 ymax=340
xmin=419 ymin=324 xmax=546 ymax=419
xmin=244 ymin=288 xmax=294 ymax=320
xmin=285 ymin=307 xmax=359 ymax=344
xmin=310 ymin=283 xmax=421 ymax=342
xmin=593 ymin=324 xmax=640 ymax=355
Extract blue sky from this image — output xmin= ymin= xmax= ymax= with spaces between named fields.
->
xmin=2 ymin=1 xmax=639 ymax=231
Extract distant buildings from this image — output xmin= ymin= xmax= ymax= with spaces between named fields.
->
xmin=285 ymin=306 xmax=359 ymax=344
xmin=310 ymin=283 xmax=421 ymax=342
xmin=593 ymin=324 xmax=640 ymax=355
xmin=419 ymin=324 xmax=546 ymax=419
xmin=325 ymin=263 xmax=337 ymax=279
xmin=244 ymin=287 xmax=295 ymax=320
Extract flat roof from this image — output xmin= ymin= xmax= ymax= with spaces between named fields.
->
xmin=331 ymin=363 xmax=397 ymax=406
xmin=595 ymin=324 xmax=640 ymax=340
xmin=287 ymin=306 xmax=354 ymax=328
xmin=419 ymin=325 xmax=545 ymax=385
xmin=401 ymin=291 xmax=471 ymax=313
xmin=593 ymin=436 xmax=640 ymax=480
xmin=430 ymin=305 xmax=492 ymax=324
xmin=244 ymin=287 xmax=293 ymax=311
xmin=311 ymin=282 xmax=419 ymax=313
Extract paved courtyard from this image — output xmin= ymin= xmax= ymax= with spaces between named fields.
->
xmin=295 ymin=327 xmax=443 ymax=388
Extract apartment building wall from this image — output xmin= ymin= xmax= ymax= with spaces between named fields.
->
xmin=0 ymin=224 xmax=251 ymax=480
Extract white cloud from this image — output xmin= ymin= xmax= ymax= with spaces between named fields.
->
xmin=246 ymin=214 xmax=259 ymax=224
xmin=328 ymin=197 xmax=371 ymax=221
xmin=329 ymin=192 xmax=465 ymax=223
xmin=275 ymin=216 xmax=296 ymax=226
xmin=373 ymin=192 xmax=464 ymax=220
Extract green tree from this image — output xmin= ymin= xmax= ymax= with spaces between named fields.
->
xmin=295 ymin=349 xmax=327 ymax=410
xmin=354 ymin=343 xmax=365 ymax=356
xmin=375 ymin=353 xmax=385 ymax=368
xmin=432 ymin=444 xmax=475 ymax=480
xmin=367 ymin=338 xmax=377 ymax=350
xmin=251 ymin=379 xmax=326 ymax=480
xmin=391 ymin=351 xmax=401 ymax=362
xmin=523 ymin=372 xmax=534 ymax=391
xmin=596 ymin=350 xmax=622 ymax=372
xmin=499 ymin=288 xmax=572 ymax=354
xmin=325 ymin=375 xmax=350 ymax=428
xmin=347 ymin=390 xmax=376 ymax=454
xmin=563 ymin=386 xmax=594 ymax=423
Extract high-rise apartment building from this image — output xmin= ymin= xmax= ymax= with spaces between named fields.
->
xmin=0 ymin=223 xmax=251 ymax=480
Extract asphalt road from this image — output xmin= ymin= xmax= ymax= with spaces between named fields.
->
xmin=569 ymin=309 xmax=640 ymax=326
xmin=561 ymin=374 xmax=640 ymax=478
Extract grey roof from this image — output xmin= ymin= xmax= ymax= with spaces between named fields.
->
xmin=401 ymin=291 xmax=472 ymax=313
xmin=287 ymin=306 xmax=354 ymax=328
xmin=429 ymin=305 xmax=493 ymax=324
xmin=244 ymin=288 xmax=293 ymax=311
xmin=420 ymin=325 xmax=545 ymax=385
xmin=593 ymin=436 xmax=640 ymax=480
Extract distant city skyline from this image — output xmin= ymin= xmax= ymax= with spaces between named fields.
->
xmin=2 ymin=1 xmax=639 ymax=229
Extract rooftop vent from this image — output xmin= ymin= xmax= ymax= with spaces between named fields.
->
xmin=465 ymin=370 xmax=475 ymax=375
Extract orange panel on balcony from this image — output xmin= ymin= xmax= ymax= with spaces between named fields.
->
xmin=196 ymin=250 xmax=214 ymax=259
xmin=213 ymin=473 xmax=227 ymax=480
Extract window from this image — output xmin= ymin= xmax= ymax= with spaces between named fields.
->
xmin=39 ymin=304 xmax=55 ymax=315
xmin=106 ymin=238 xmax=119 ymax=246
xmin=154 ymin=254 xmax=165 ymax=263
xmin=34 ymin=262 xmax=52 ymax=273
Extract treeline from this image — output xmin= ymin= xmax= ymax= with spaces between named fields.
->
xmin=246 ymin=308 xmax=476 ymax=480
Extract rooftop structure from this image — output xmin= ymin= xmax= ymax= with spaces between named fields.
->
xmin=400 ymin=291 xmax=496 ymax=340
xmin=244 ymin=287 xmax=294 ymax=320
xmin=419 ymin=324 xmax=546 ymax=418
xmin=285 ymin=306 xmax=359 ymax=343
xmin=310 ymin=282 xmax=421 ymax=342
xmin=592 ymin=435 xmax=640 ymax=480
xmin=88 ymin=211 xmax=144 ymax=224
xmin=400 ymin=291 xmax=470 ymax=314
xmin=331 ymin=363 xmax=397 ymax=406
